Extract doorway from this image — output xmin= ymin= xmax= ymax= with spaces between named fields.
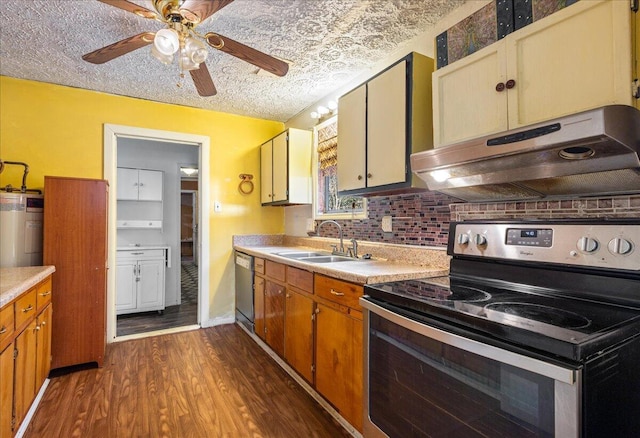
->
xmin=103 ymin=124 xmax=210 ymax=343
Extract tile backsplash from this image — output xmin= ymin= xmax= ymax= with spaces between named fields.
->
xmin=314 ymin=192 xmax=640 ymax=248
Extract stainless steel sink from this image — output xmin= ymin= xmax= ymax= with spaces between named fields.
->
xmin=275 ymin=251 xmax=331 ymax=258
xmin=298 ymin=255 xmax=357 ymax=263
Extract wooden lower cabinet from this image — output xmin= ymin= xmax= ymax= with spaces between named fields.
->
xmin=315 ymin=302 xmax=363 ymax=432
xmin=264 ymin=279 xmax=285 ymax=357
xmin=35 ymin=305 xmax=53 ymax=390
xmin=254 ymin=275 xmax=265 ymax=340
xmin=0 ymin=344 xmax=14 ymax=438
xmin=284 ymin=289 xmax=314 ymax=383
xmin=13 ymin=319 xmax=38 ymax=432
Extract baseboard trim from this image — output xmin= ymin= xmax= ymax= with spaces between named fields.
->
xmin=202 ymin=316 xmax=235 ymax=328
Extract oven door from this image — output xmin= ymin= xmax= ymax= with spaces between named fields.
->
xmin=361 ymin=298 xmax=581 ymax=438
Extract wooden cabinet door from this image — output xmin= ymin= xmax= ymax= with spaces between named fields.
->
xmin=432 ymin=42 xmax=508 ymax=147
xmin=506 ymin=0 xmax=632 ymax=129
xmin=272 ymin=131 xmax=288 ymax=203
xmin=13 ymin=319 xmax=37 ymax=430
xmin=137 ymin=259 xmax=165 ymax=311
xmin=367 ymin=60 xmax=407 ymax=187
xmin=116 ymin=261 xmax=137 ymax=314
xmin=0 ymin=343 xmax=14 ymax=438
xmin=254 ymin=275 xmax=265 ymax=340
xmin=260 ymin=140 xmax=273 ymax=204
xmin=284 ymin=290 xmax=314 ymax=383
xmin=315 ymin=303 xmax=363 ymax=432
xmin=337 ymin=84 xmax=367 ymax=191
xmin=264 ymin=280 xmax=285 ymax=357
xmin=116 ymin=167 xmax=139 ymax=200
xmin=137 ymin=169 xmax=163 ymax=201
xmin=35 ymin=305 xmax=52 ymax=390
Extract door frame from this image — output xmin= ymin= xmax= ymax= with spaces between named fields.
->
xmin=103 ymin=124 xmax=210 ymax=343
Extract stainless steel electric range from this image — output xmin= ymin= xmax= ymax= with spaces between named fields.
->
xmin=361 ymin=219 xmax=640 ymax=438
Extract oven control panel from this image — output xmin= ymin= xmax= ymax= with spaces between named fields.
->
xmin=451 ymin=222 xmax=639 ymax=271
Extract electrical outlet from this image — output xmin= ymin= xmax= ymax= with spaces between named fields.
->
xmin=381 ymin=215 xmax=392 ymax=232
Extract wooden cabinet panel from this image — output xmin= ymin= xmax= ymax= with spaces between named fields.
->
xmin=315 ymin=303 xmax=363 ymax=432
xmin=254 ymin=257 xmax=265 ymax=276
xmin=15 ymin=289 xmax=36 ymax=332
xmin=0 ymin=343 xmax=14 ymax=438
xmin=265 ymin=260 xmax=286 ymax=282
xmin=13 ymin=319 xmax=37 ymax=430
xmin=35 ymin=277 xmax=52 ymax=312
xmin=44 ymin=176 xmax=108 ymax=370
xmin=284 ymin=289 xmax=314 ymax=383
xmin=286 ymin=267 xmax=313 ymax=293
xmin=35 ymin=304 xmax=52 ymax=391
xmin=0 ymin=305 xmax=14 ymax=352
xmin=315 ymin=275 xmax=363 ymax=311
xmin=254 ymin=275 xmax=265 ymax=340
xmin=264 ymin=280 xmax=285 ymax=357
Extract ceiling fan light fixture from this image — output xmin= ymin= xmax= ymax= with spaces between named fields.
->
xmin=179 ymin=51 xmax=200 ymax=71
xmin=151 ymin=44 xmax=174 ymax=65
xmin=154 ymin=28 xmax=180 ymax=56
xmin=185 ymin=37 xmax=208 ymax=64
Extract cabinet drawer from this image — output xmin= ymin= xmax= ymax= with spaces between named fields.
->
xmin=265 ymin=260 xmax=286 ymax=282
xmin=15 ymin=288 xmax=37 ymax=330
xmin=117 ymin=249 xmax=165 ymax=260
xmin=0 ymin=304 xmax=14 ymax=348
xmin=287 ymin=267 xmax=313 ymax=293
xmin=315 ymin=275 xmax=363 ymax=310
xmin=255 ymin=258 xmax=265 ymax=275
xmin=36 ymin=276 xmax=52 ymax=311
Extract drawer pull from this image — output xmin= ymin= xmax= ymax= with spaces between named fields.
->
xmin=0 ymin=326 xmax=6 ymax=334
xmin=131 ymin=252 xmax=144 ymax=255
xmin=330 ymin=289 xmax=345 ymax=296
xmin=40 ymin=291 xmax=51 ymax=297
xmin=22 ymin=304 xmax=34 ymax=313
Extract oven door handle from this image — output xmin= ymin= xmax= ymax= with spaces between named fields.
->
xmin=361 ymin=298 xmax=576 ymax=384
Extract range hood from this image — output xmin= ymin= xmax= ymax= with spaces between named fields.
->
xmin=411 ymin=105 xmax=640 ymax=202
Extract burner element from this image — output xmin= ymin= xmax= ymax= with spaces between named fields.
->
xmin=406 ymin=283 xmax=491 ymax=303
xmin=485 ymin=302 xmax=591 ymax=329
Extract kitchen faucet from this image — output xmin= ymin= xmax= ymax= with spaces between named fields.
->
xmin=317 ymin=220 xmax=347 ymax=256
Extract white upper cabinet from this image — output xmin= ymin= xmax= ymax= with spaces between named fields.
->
xmin=117 ymin=168 xmax=163 ymax=201
xmin=433 ymin=0 xmax=634 ymax=147
xmin=338 ymin=52 xmax=434 ymax=196
xmin=260 ymin=128 xmax=312 ymax=206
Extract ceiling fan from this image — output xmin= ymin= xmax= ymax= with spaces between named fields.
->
xmin=82 ymin=0 xmax=289 ymax=96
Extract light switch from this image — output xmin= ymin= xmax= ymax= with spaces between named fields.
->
xmin=381 ymin=215 xmax=392 ymax=232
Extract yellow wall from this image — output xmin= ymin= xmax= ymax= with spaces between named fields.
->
xmin=0 ymin=76 xmax=285 ymax=323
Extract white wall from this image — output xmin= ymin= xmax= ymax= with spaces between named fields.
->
xmin=117 ymin=138 xmax=199 ymax=306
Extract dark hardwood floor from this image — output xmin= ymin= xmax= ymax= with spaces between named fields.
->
xmin=25 ymin=324 xmax=351 ymax=437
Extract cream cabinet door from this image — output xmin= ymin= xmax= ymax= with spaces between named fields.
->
xmin=433 ymin=42 xmax=508 ymax=147
xmin=137 ymin=259 xmax=165 ymax=311
xmin=260 ymin=140 xmax=273 ymax=204
xmin=137 ymin=169 xmax=163 ymax=201
xmin=271 ymin=131 xmax=288 ymax=203
xmin=116 ymin=167 xmax=139 ymax=200
xmin=116 ymin=261 xmax=137 ymax=314
xmin=367 ymin=60 xmax=407 ymax=187
xmin=507 ymin=0 xmax=632 ymax=129
xmin=337 ymin=85 xmax=366 ymax=191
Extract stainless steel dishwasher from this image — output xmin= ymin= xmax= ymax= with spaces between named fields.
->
xmin=235 ymin=251 xmax=254 ymax=332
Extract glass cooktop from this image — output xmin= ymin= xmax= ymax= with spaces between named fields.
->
xmin=365 ymin=276 xmax=640 ymax=361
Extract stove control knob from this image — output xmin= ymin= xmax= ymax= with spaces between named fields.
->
xmin=457 ymin=233 xmax=470 ymax=245
xmin=608 ymin=238 xmax=633 ymax=255
xmin=474 ymin=234 xmax=487 ymax=246
xmin=577 ymin=237 xmax=599 ymax=253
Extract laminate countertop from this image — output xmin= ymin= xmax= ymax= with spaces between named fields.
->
xmin=234 ymin=239 xmax=449 ymax=285
xmin=0 ymin=265 xmax=56 ymax=308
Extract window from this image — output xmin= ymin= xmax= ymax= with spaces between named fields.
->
xmin=313 ymin=115 xmax=366 ymax=219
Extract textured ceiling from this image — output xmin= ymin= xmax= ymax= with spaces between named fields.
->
xmin=0 ymin=0 xmax=464 ymax=122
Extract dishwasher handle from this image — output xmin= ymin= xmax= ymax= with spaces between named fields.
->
xmin=235 ymin=252 xmax=253 ymax=270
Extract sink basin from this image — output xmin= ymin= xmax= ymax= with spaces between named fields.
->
xmin=298 ymin=255 xmax=357 ymax=263
xmin=275 ymin=251 xmax=331 ymax=258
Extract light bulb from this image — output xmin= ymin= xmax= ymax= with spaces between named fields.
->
xmin=317 ymin=106 xmax=329 ymax=115
xmin=154 ymin=28 xmax=180 ymax=56
xmin=431 ymin=170 xmax=451 ymax=183
xmin=310 ymin=111 xmax=319 ymax=119
xmin=179 ymin=50 xmax=199 ymax=71
xmin=185 ymin=37 xmax=208 ymax=65
xmin=327 ymin=100 xmax=338 ymax=111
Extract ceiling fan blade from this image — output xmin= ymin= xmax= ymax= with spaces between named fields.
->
xmin=190 ymin=63 xmax=217 ymax=97
xmin=82 ymin=32 xmax=155 ymax=64
xmin=181 ymin=0 xmax=235 ymax=23
xmin=205 ymin=32 xmax=289 ymax=77
xmin=97 ymin=0 xmax=157 ymax=19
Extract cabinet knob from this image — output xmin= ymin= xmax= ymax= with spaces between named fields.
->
xmin=495 ymin=82 xmax=506 ymax=92
xmin=506 ymin=79 xmax=516 ymax=89
xmin=357 ymin=175 xmax=363 ymax=180
xmin=367 ymin=173 xmax=372 ymax=178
